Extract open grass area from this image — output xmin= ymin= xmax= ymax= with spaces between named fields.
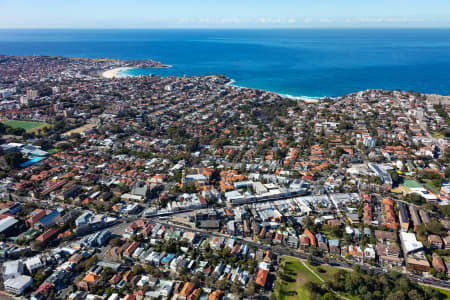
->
xmin=309 ymin=263 xmax=342 ymax=281
xmin=274 ymin=256 xmax=450 ymax=300
xmin=423 ymin=179 xmax=441 ymax=194
xmin=47 ymin=148 xmax=61 ymax=155
xmin=62 ymin=123 xmax=96 ymax=137
xmin=273 ymin=256 xmax=322 ymax=300
xmin=309 ymin=262 xmax=449 ymax=300
xmin=308 ymin=263 xmax=359 ymax=300
xmin=273 ymin=256 xmax=359 ymax=300
xmin=2 ymin=120 xmax=49 ymax=132
xmin=431 ymin=131 xmax=444 ymax=139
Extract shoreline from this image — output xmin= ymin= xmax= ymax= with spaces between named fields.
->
xmin=102 ymin=64 xmax=173 ymax=79
xmin=102 ymin=67 xmax=133 ymax=79
xmin=103 ymin=67 xmax=330 ymax=103
xmin=226 ymin=78 xmax=326 ymax=103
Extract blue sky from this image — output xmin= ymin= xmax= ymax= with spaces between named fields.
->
xmin=1 ymin=0 xmax=450 ymax=28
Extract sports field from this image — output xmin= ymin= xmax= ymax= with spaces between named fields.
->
xmin=1 ymin=120 xmax=49 ymax=132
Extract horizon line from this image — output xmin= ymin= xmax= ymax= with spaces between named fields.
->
xmin=1 ymin=26 xmax=450 ymax=30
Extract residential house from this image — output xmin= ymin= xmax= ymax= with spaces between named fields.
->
xmin=304 ymin=229 xmax=316 ymax=248
xmin=36 ymin=228 xmax=59 ymax=245
xmin=428 ymin=235 xmax=443 ymax=249
xmin=363 ymin=244 xmax=376 ymax=261
xmin=329 ymin=240 xmax=340 ymax=256
xmin=255 ymin=268 xmax=268 ymax=287
xmin=316 ymin=233 xmax=328 ymax=253
xmin=432 ymin=253 xmax=446 ymax=273
xmin=376 ymin=243 xmax=403 ymax=267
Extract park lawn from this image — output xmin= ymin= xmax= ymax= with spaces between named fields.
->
xmin=274 ymin=258 xmax=449 ymax=300
xmin=274 ymin=256 xmax=322 ymax=300
xmin=309 ymin=262 xmax=449 ymax=300
xmin=308 ymin=262 xmax=342 ymax=281
xmin=2 ymin=120 xmax=49 ymax=132
xmin=47 ymin=148 xmax=60 ymax=155
xmin=307 ymin=263 xmax=359 ymax=300
xmin=423 ymin=179 xmax=441 ymax=194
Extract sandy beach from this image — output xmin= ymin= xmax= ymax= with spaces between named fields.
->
xmin=102 ymin=67 xmax=132 ymax=78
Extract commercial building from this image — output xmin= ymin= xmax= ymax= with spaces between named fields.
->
xmin=4 ymin=274 xmax=33 ymax=295
xmin=3 ymin=260 xmax=24 ymax=280
xmin=0 ymin=216 xmax=19 ymax=236
xmin=400 ymin=232 xmax=430 ymax=272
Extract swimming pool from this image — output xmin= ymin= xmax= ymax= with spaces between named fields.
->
xmin=20 ymin=156 xmax=45 ymax=168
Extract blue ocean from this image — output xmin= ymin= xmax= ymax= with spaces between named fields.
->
xmin=0 ymin=29 xmax=450 ymax=97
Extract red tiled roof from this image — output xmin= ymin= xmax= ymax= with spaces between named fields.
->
xmin=255 ymin=269 xmax=268 ymax=287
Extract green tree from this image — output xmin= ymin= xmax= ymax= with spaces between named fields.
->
xmin=186 ymin=137 xmax=200 ymax=152
xmin=4 ymin=152 xmax=26 ymax=168
xmin=321 ymin=292 xmax=335 ymax=300
xmin=389 ymin=170 xmax=400 ymax=186
xmin=405 ymin=193 xmax=426 ymax=205
xmin=230 ymin=279 xmax=241 ymax=294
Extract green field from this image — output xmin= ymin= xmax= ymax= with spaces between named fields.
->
xmin=309 ymin=263 xmax=342 ymax=281
xmin=47 ymin=148 xmax=60 ymax=155
xmin=2 ymin=120 xmax=49 ymax=132
xmin=308 ymin=263 xmax=359 ymax=300
xmin=273 ymin=257 xmax=450 ymax=300
xmin=423 ymin=179 xmax=441 ymax=194
xmin=273 ymin=256 xmax=323 ymax=300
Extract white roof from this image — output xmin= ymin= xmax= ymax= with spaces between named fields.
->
xmin=185 ymin=174 xmax=207 ymax=180
xmin=4 ymin=274 xmax=32 ymax=289
xmin=5 ymin=143 xmax=23 ymax=147
xmin=400 ymin=232 xmax=423 ymax=254
xmin=25 ymin=256 xmax=41 ymax=268
xmin=258 ymin=261 xmax=270 ymax=271
xmin=121 ymin=193 xmax=143 ymax=201
xmin=4 ymin=260 xmax=22 ymax=275
xmin=108 ymin=293 xmax=119 ymax=300
xmin=225 ymin=190 xmax=244 ymax=200
xmin=60 ymin=247 xmax=77 ymax=255
xmin=264 ymin=183 xmax=278 ymax=189
xmin=137 ymin=275 xmax=149 ymax=287
xmin=0 ymin=216 xmax=18 ymax=233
